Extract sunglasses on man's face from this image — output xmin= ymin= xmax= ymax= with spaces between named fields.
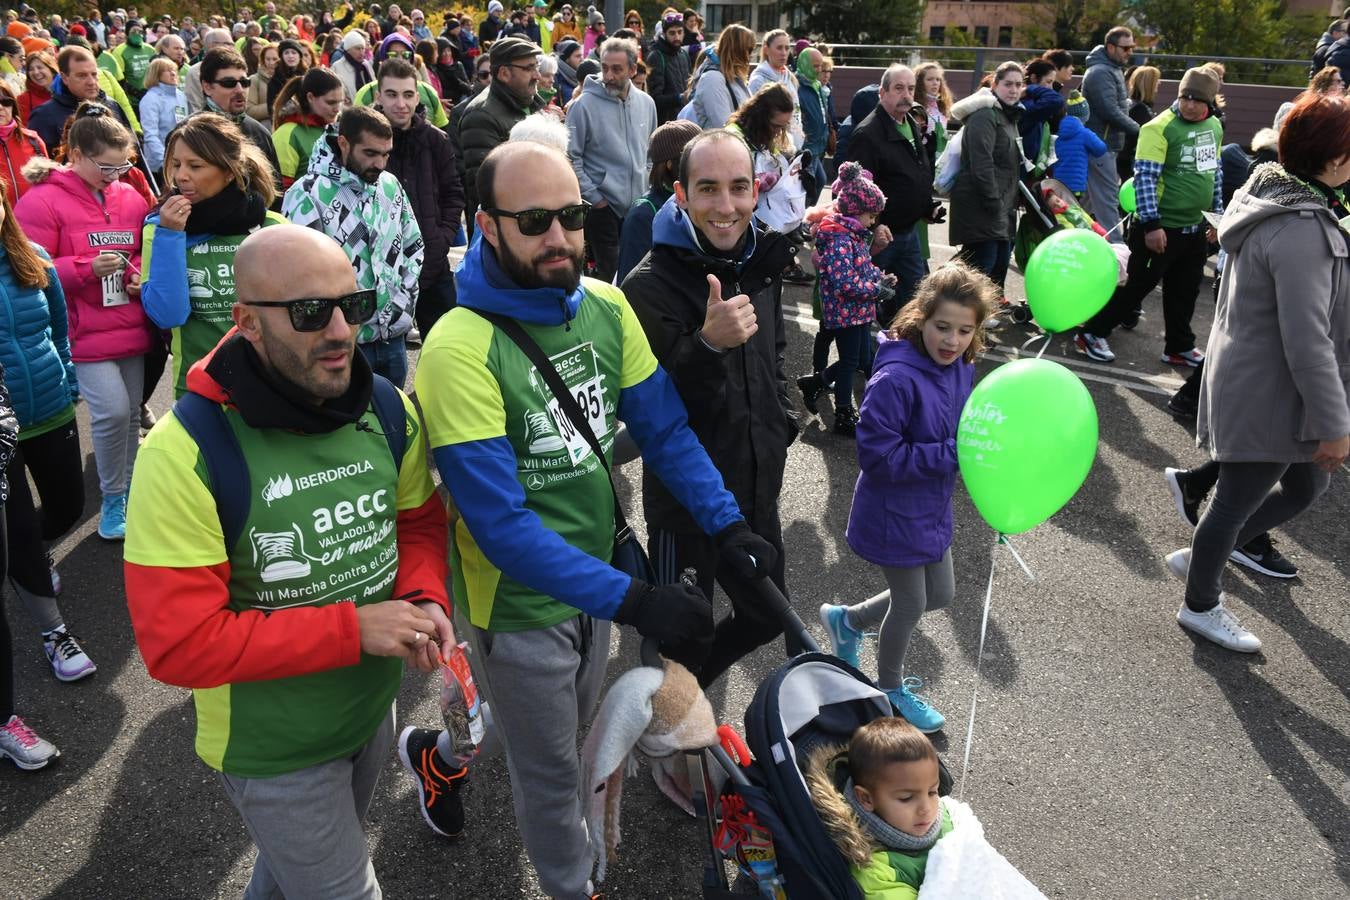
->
xmin=476 ymin=70 xmax=491 ymax=81
xmin=244 ymin=290 xmax=377 ymax=332
xmin=487 ymin=202 xmax=590 ymax=236
xmin=211 ymin=75 xmax=251 ymax=89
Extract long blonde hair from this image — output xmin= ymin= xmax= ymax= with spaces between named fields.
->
xmin=1128 ymin=65 xmax=1161 ymax=105
xmin=716 ymin=23 xmax=753 ymax=83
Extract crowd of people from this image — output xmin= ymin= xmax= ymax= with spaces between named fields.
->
xmin=0 ymin=3 xmax=1346 ymax=899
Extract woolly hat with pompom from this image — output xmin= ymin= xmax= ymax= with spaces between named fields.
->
xmin=832 ymin=161 xmax=886 ymax=218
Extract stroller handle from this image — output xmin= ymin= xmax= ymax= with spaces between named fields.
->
xmin=639 ymin=576 xmax=821 ymax=669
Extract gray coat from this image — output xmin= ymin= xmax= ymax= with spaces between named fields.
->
xmin=948 ymin=90 xmax=1021 ymax=245
xmin=1198 ymin=164 xmax=1350 ymax=461
xmin=565 ymin=73 xmax=657 ymax=213
xmin=1080 ymin=44 xmax=1138 ymax=152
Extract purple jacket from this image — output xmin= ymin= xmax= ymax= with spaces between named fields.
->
xmin=846 ymin=333 xmax=974 ymax=568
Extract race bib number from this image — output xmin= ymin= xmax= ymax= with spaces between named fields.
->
xmin=101 ymin=269 xmax=128 ymax=307
xmin=1194 ymin=134 xmax=1218 ymax=173
xmin=548 ymin=374 xmax=608 ymax=466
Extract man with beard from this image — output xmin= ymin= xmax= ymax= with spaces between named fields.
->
xmin=564 ymin=36 xmax=656 ymax=282
xmin=197 ymin=46 xmax=282 ymax=190
xmin=124 ymin=225 xmax=452 ymax=899
xmin=283 ymin=107 xmax=424 ymax=389
xmin=377 ymin=58 xmax=464 ymax=336
xmin=621 ymin=128 xmax=800 ymax=687
xmin=646 ymin=11 xmax=690 ymax=124
xmin=403 ymin=141 xmax=773 ymax=894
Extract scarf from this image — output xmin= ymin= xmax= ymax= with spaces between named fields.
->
xmin=0 ymin=120 xmax=16 ymax=142
xmin=183 ymin=182 xmax=268 ymax=236
xmin=205 ymin=331 xmax=374 ymax=433
xmin=844 ymin=777 xmax=943 ymax=853
xmin=795 ymin=50 xmax=821 ymax=93
xmin=556 ymin=54 xmax=578 ymax=87
xmin=204 ymin=95 xmax=249 ymax=126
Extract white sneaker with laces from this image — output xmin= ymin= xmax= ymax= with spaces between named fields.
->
xmin=1177 ymin=597 xmax=1262 ymax=653
xmin=0 ymin=715 xmax=60 ymax=770
xmin=43 ymin=629 xmax=96 ymax=682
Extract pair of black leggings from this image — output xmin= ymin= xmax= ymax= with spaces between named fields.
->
xmin=1 ymin=513 xmax=12 ymax=719
xmin=4 ymin=420 xmax=84 ymax=596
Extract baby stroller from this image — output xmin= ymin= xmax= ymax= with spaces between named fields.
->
xmin=642 ymin=581 xmax=954 ymax=898
xmin=1012 ymin=176 xmax=1105 ymax=272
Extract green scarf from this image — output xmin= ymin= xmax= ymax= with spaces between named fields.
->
xmin=796 ymin=50 xmax=821 ymax=93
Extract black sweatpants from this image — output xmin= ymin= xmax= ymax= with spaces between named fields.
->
xmin=4 ymin=421 xmax=84 ymax=596
xmin=585 ymin=203 xmax=623 ymax=285
xmin=1084 ymin=226 xmax=1207 ymax=354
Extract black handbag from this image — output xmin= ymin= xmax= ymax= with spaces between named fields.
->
xmin=473 ymin=310 xmax=656 ymax=584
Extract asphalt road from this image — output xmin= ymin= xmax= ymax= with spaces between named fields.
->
xmin=1 ymin=232 xmax=1347 ymax=900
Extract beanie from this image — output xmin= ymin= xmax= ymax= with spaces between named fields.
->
xmin=588 ymin=8 xmax=605 ymax=28
xmin=555 ymin=38 xmax=580 ymax=60
xmin=648 ymin=119 xmax=701 ymax=169
xmin=341 ymin=30 xmax=367 ymax=51
xmin=832 ymin=161 xmax=886 ymax=218
xmin=1066 ymin=91 xmax=1090 ymax=123
xmin=1178 ymin=67 xmax=1219 ymax=105
xmin=488 ymin=0 xmax=504 ymax=15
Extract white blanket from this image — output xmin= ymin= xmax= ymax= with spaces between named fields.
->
xmin=918 ymin=799 xmax=1047 ymax=900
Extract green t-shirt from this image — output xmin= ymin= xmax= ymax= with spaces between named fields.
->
xmin=1136 ymin=107 xmax=1223 ymax=229
xmin=19 ymin=403 xmax=75 ymax=441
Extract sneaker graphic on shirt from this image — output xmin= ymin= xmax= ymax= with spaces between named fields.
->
xmin=187 ymin=266 xmax=213 ymax=300
xmin=250 ymin=525 xmax=313 ymax=583
xmin=523 ymin=409 xmax=566 ymax=454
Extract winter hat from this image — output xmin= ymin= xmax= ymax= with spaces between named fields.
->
xmin=1066 ymin=90 xmax=1090 ymax=123
xmin=490 ymin=35 xmax=541 ymax=68
xmin=487 ymin=0 xmax=504 ymax=15
xmin=69 ymin=23 xmax=87 ymax=36
xmin=554 ymin=37 xmax=579 ymax=61
xmin=341 ymin=30 xmax=367 ymax=51
xmin=588 ymin=7 xmax=605 ymax=28
xmin=1178 ymin=67 xmax=1219 ymax=105
xmin=576 ymin=57 xmax=600 ymax=81
xmin=832 ymin=161 xmax=886 ymax=218
xmin=649 ymin=119 xmax=701 ymax=170
xmin=378 ymin=31 xmax=414 ymax=60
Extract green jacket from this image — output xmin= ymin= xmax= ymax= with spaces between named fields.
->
xmin=852 ymin=804 xmax=954 ymax=899
xmin=948 ymin=90 xmax=1022 ymax=244
xmin=354 ymin=79 xmax=448 ymax=128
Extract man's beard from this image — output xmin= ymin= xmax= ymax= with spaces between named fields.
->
xmin=345 ymin=157 xmax=383 ymax=185
xmin=259 ymin=324 xmax=354 ymax=402
xmin=497 ymin=236 xmax=584 ymax=291
xmin=604 ymin=78 xmax=630 ymax=98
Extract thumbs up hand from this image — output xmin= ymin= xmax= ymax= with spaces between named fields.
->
xmin=700 ymin=274 xmax=757 ymax=351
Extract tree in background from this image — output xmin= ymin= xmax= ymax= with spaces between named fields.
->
xmin=1021 ymin=0 xmax=1121 ymax=52
xmin=783 ymin=0 xmax=922 ymax=46
xmin=1130 ymin=0 xmax=1323 ymax=61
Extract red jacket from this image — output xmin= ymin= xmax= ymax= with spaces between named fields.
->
xmin=0 ymin=123 xmax=44 ymax=201
xmin=17 ymin=82 xmax=49 ymax=126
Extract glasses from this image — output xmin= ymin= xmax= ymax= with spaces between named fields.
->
xmin=243 ymin=290 xmax=377 ymax=332
xmin=92 ymin=160 xmax=134 ymax=177
xmin=476 ymin=69 xmax=491 ymax=81
xmin=210 ymin=75 xmax=251 ymax=88
xmin=509 ymin=62 xmax=540 ymax=75
xmin=487 ymin=202 xmax=591 ymax=236
xmin=1113 ymin=42 xmax=1135 ymax=50
xmin=386 ymin=50 xmax=408 ymax=58
xmin=0 ymin=98 xmax=14 ymax=109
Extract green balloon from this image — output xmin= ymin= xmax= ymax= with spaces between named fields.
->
xmin=957 ymin=359 xmax=1098 ymax=535
xmin=1023 ymin=229 xmax=1119 ymax=332
xmin=1119 ymin=177 xmax=1136 ymax=214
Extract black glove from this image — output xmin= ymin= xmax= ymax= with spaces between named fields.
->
xmin=614 ymin=579 xmax=714 ymax=668
xmin=714 ymin=521 xmax=777 ymax=580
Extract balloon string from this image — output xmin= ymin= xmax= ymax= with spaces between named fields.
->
xmin=997 ymin=534 xmax=1036 ymax=581
xmin=1103 ymin=215 xmax=1130 ymax=239
xmin=959 ymin=531 xmax=1000 ymax=798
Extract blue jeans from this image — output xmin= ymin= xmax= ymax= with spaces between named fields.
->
xmin=416 ymin=274 xmax=457 ymax=337
xmin=872 ymin=225 xmax=927 ymax=324
xmin=823 ymin=323 xmax=872 ymax=410
xmin=960 ymin=240 xmax=1012 ymax=290
xmin=359 ymin=337 xmax=407 ymax=390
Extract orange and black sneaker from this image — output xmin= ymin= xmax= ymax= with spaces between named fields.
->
xmin=398 ymin=726 xmax=468 ymax=840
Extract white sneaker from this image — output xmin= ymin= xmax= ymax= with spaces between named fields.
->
xmin=1177 ymin=597 xmax=1262 ymax=653
xmin=0 ymin=715 xmax=60 ymax=770
xmin=1165 ymin=548 xmax=1190 ymax=580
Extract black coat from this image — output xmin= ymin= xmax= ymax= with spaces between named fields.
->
xmin=646 ymin=37 xmax=691 ymax=124
xmin=386 ymin=112 xmax=465 ymax=287
xmin=622 ymin=222 xmax=797 ymax=533
xmin=841 ymin=102 xmax=933 ymax=233
xmin=30 ymin=88 xmax=132 ymax=159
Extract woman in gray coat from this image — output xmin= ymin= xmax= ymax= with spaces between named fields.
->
xmin=1168 ymin=93 xmax=1350 ymax=654
xmin=948 ymin=61 xmax=1024 ymax=289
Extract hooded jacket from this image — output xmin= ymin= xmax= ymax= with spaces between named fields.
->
xmin=689 ymin=59 xmax=751 ymax=130
xmin=621 ymin=196 xmax=796 ymax=533
xmin=0 ymin=242 xmax=76 ymax=427
xmin=15 ymin=156 xmax=152 ymax=363
xmin=1198 ymin=164 xmax=1350 ymax=463
xmin=948 ymin=90 xmax=1021 ymax=245
xmin=385 ymin=108 xmax=465 ymax=288
xmin=354 ymin=77 xmax=450 ymax=128
xmin=815 ymin=212 xmax=888 ymax=329
xmin=282 ymin=129 xmax=423 ymax=344
xmin=566 ymin=72 xmax=657 ymax=214
xmin=1050 ymin=114 xmax=1107 ymax=194
xmin=841 ymin=101 xmax=933 ymax=233
xmin=1080 ymin=44 xmax=1138 ymax=152
xmin=748 ymin=59 xmax=805 ymax=149
xmin=846 ymin=333 xmax=973 ymax=568
xmin=646 ymin=33 xmax=691 ymax=124
xmin=805 ymin=745 xmax=956 ymax=899
xmin=412 ymin=234 xmax=742 ymax=631
xmin=1018 ymin=81 xmax=1065 ymax=163
xmin=28 ymin=80 xmax=134 ymax=159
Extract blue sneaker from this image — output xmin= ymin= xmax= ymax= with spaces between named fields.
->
xmin=886 ymin=677 xmax=945 ymax=733
xmin=97 ymin=494 xmax=126 ymax=541
xmin=819 ymin=604 xmax=862 ymax=668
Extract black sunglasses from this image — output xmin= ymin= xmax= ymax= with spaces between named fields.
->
xmin=243 ymin=290 xmax=377 ymax=331
xmin=210 ymin=75 xmax=251 ymax=89
xmin=487 ymin=202 xmax=591 ymax=236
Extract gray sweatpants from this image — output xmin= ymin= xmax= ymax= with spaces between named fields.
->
xmin=845 ymin=549 xmax=954 ymax=690
xmin=217 ymin=706 xmax=394 ymax=900
xmin=468 ymin=614 xmax=611 ymax=900
xmin=74 ymin=356 xmax=143 ymax=497
xmin=1086 ymin=151 xmax=1125 ymax=243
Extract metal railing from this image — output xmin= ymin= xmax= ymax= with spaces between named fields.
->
xmin=821 ymin=44 xmax=1312 ymax=88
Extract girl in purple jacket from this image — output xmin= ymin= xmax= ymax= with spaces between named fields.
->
xmin=818 ymin=263 xmax=996 ymax=732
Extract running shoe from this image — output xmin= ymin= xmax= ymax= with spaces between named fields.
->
xmin=1230 ymin=534 xmax=1298 ymax=579
xmin=398 ymin=726 xmax=467 ymax=839
xmin=1074 ymin=332 xmax=1115 ymax=362
xmin=1161 ymin=348 xmax=1205 ymax=368
xmin=43 ymin=629 xmax=96 ymax=682
xmin=1163 ymin=467 xmax=1202 ymax=527
xmin=46 ymin=553 xmax=60 ymax=596
xmin=0 ymin=715 xmax=60 ymax=771
xmin=886 ymin=677 xmax=945 ymax=733
xmin=97 ymin=494 xmax=126 ymax=541
xmin=782 ymin=263 xmax=815 ymax=285
xmin=818 ymin=604 xmax=862 ymax=669
xmin=1177 ymin=597 xmax=1262 ymax=653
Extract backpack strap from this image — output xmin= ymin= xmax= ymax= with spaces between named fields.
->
xmin=172 ymin=392 xmax=250 ymax=552
xmin=369 ymin=374 xmax=408 ymax=471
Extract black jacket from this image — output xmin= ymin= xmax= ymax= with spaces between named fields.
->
xmin=29 ymin=87 xmax=132 ymax=159
xmin=646 ymin=37 xmax=691 ymax=124
xmin=386 ymin=111 xmax=465 ymax=287
xmin=621 ymin=208 xmax=797 ymax=533
xmin=1327 ymin=36 xmax=1350 ymax=83
xmin=841 ymin=102 xmax=933 ymax=233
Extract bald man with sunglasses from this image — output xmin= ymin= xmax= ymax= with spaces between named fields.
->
xmin=124 ymin=224 xmax=451 ymax=900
